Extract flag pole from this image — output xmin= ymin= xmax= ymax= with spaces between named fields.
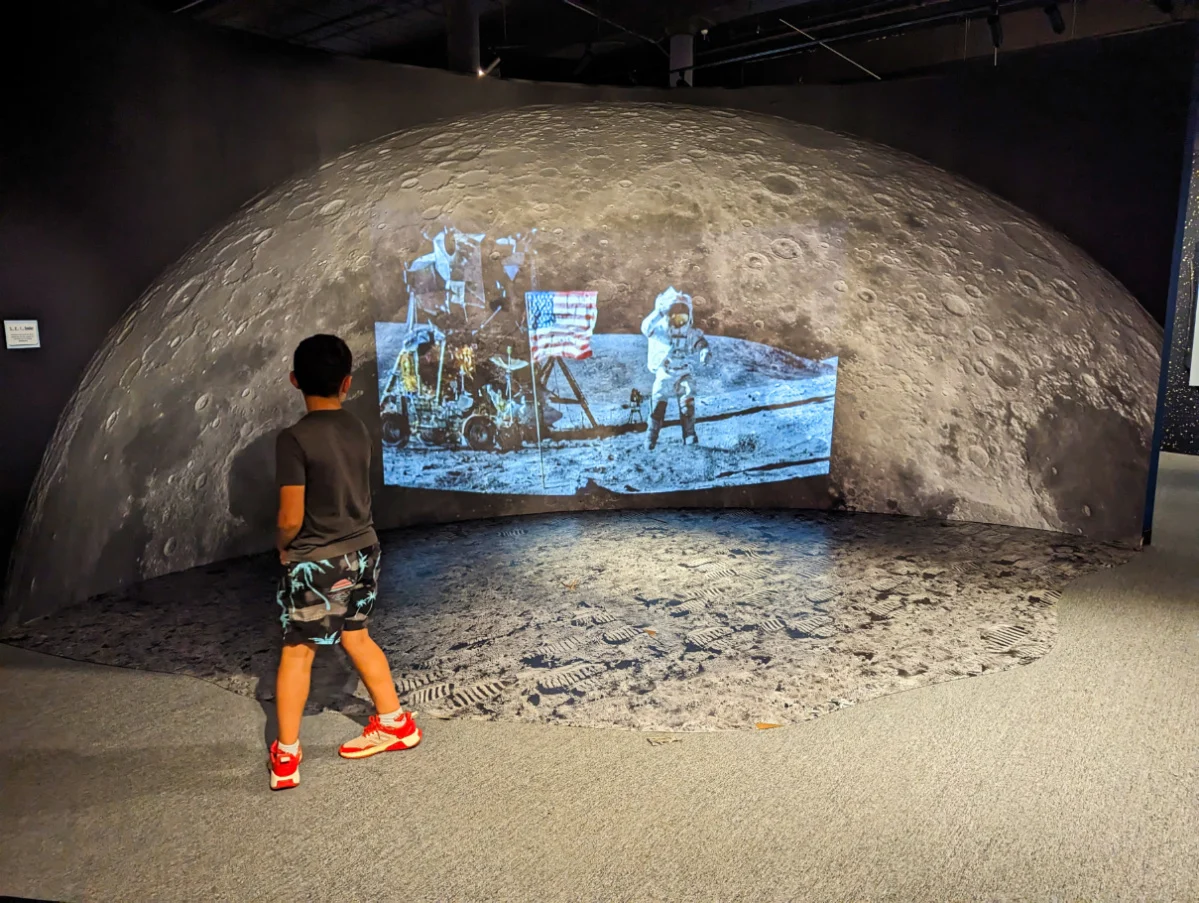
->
xmin=525 ymin=294 xmax=547 ymax=489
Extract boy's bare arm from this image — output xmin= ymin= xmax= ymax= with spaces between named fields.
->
xmin=277 ymin=485 xmax=305 ymax=563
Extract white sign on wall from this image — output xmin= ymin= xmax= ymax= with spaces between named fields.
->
xmin=4 ymin=320 xmax=40 ymax=350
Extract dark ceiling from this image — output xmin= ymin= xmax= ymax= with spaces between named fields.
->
xmin=146 ymin=0 xmax=1189 ymax=86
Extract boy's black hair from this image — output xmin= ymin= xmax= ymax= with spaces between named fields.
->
xmin=292 ymin=334 xmax=352 ymax=398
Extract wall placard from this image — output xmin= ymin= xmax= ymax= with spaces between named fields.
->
xmin=4 ymin=320 xmax=40 ymax=350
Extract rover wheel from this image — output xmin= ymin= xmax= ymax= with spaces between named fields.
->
xmin=463 ymin=414 xmax=497 ymax=451
xmin=381 ymin=410 xmax=410 ymax=447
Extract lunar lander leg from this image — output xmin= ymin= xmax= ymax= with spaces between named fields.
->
xmin=536 ymin=356 xmax=598 ymax=431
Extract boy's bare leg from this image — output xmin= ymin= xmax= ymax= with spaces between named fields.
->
xmin=341 ymin=629 xmax=402 ymax=714
xmin=276 ymin=641 xmax=316 ymax=745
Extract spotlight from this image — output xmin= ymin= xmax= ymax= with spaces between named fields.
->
xmin=478 ymin=56 xmax=501 ymax=77
xmin=1043 ymin=2 xmax=1065 ymax=34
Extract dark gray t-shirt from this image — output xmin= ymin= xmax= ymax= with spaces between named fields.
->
xmin=276 ymin=408 xmax=378 ymax=562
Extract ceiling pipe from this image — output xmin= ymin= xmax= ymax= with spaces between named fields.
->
xmin=674 ymin=0 xmax=1057 ymax=76
xmin=693 ymin=0 xmax=1069 ymax=65
xmin=557 ymin=0 xmax=670 ymax=56
xmin=696 ymin=0 xmax=984 ymax=59
xmin=283 ymin=4 xmax=394 ymax=42
xmin=779 ymin=17 xmax=882 ymax=79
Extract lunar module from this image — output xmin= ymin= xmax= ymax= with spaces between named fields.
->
xmin=379 ymin=227 xmax=549 ymax=452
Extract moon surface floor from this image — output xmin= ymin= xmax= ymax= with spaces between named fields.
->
xmin=2 ymin=509 xmax=1134 ymax=731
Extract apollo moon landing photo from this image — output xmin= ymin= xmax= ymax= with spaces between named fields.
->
xmin=374 ymin=226 xmax=838 ymax=496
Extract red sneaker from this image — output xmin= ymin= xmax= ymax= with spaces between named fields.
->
xmin=269 ymin=741 xmax=302 ymax=790
xmin=338 ymin=712 xmax=422 ymax=759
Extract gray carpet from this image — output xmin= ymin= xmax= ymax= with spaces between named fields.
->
xmin=0 ymin=458 xmax=1197 ymax=902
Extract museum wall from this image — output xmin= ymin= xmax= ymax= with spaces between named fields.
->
xmin=1 ymin=2 xmax=1183 ymax=624
xmin=1159 ymin=53 xmax=1199 ymax=457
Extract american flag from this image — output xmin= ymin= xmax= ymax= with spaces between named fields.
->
xmin=525 ymin=291 xmax=598 ymax=363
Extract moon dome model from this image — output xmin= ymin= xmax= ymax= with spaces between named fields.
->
xmin=3 ymin=103 xmax=1160 ymax=622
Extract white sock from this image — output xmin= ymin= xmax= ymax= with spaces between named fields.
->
xmin=379 ymin=708 xmax=404 ymax=727
xmin=277 ymin=739 xmax=300 ymax=755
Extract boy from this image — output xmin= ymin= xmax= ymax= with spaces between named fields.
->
xmin=270 ymin=333 xmax=421 ymax=791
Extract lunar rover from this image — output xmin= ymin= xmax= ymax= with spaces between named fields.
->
xmin=379 ymin=327 xmax=652 ymax=453
xmin=378 ymin=324 xmax=540 ymax=452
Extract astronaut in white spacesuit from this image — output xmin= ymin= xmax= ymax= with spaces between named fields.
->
xmin=641 ymin=287 xmax=711 ymax=450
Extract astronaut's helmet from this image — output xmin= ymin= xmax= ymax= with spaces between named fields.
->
xmin=668 ymin=301 xmax=692 ymax=330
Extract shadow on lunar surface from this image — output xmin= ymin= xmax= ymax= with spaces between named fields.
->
xmin=227 ymin=432 xmax=276 ymax=540
xmin=1 ymin=510 xmax=1133 ymax=731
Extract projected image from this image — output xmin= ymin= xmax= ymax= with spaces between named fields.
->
xmin=375 ymin=227 xmax=838 ymax=496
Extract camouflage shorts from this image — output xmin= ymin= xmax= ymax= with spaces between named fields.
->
xmin=277 ymin=544 xmax=381 ymax=645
